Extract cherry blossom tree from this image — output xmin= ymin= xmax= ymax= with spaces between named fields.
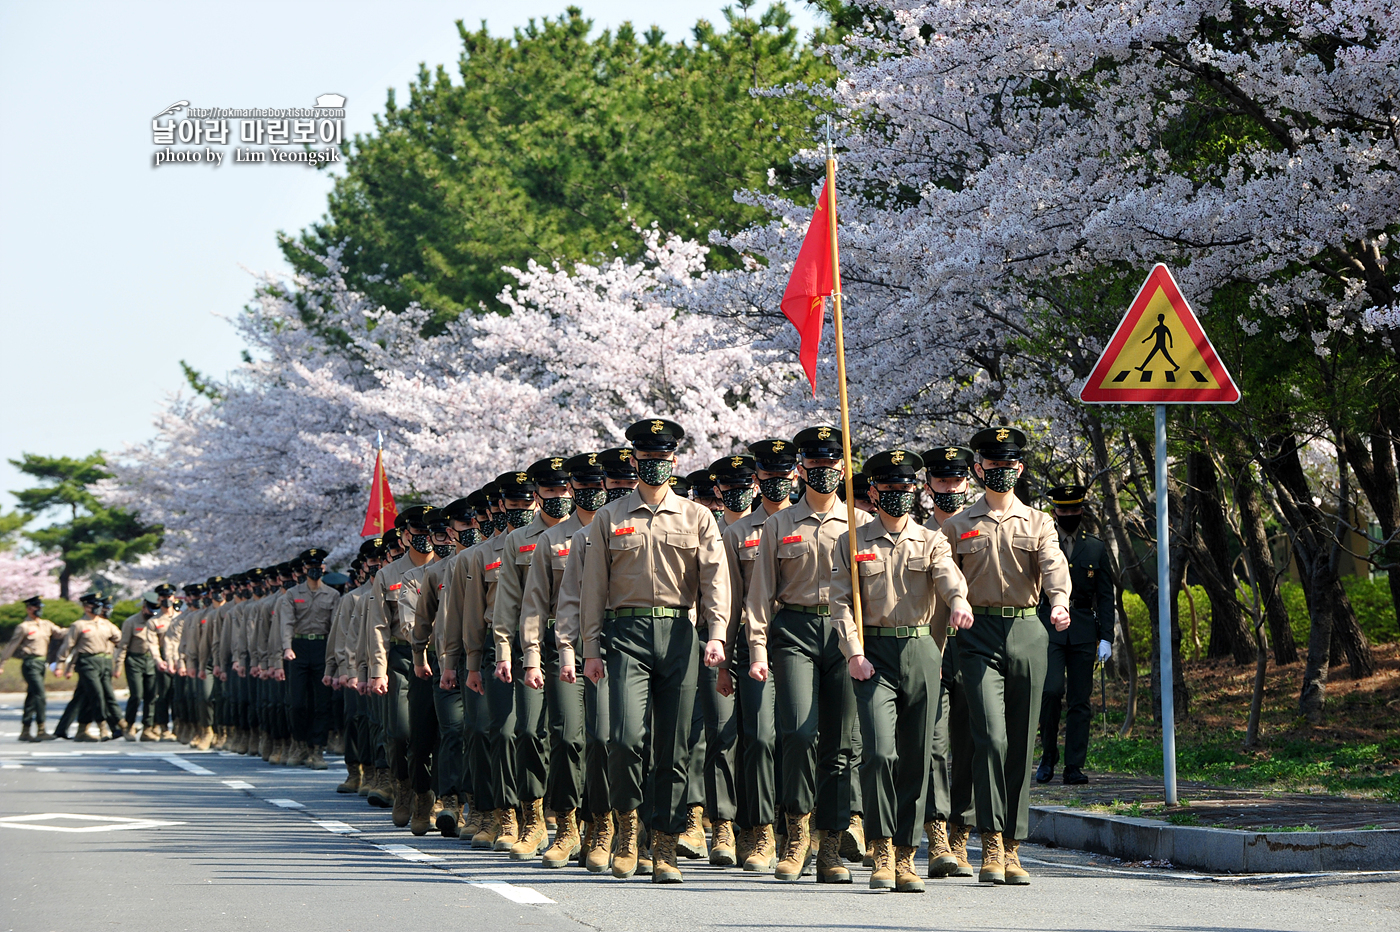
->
xmin=0 ymin=550 xmax=64 ymax=604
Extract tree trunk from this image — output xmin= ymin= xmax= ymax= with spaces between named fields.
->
xmin=1233 ymin=459 xmax=1297 ymax=664
xmin=1116 ymin=589 xmax=1138 ymax=738
xmin=1188 ymin=450 xmax=1255 ymax=665
xmin=59 ymin=566 xmax=71 ymax=601
xmin=1339 ymin=409 xmax=1400 ymax=625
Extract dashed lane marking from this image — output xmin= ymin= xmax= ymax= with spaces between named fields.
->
xmin=468 ymin=881 xmax=556 ymax=904
xmin=311 ymin=820 xmax=360 ymax=834
xmin=0 ymin=812 xmax=186 ymax=833
xmin=267 ymin=798 xmax=305 ymax=809
xmin=376 ymin=843 xmax=440 ymax=862
xmin=222 ymin=779 xmax=255 ymax=789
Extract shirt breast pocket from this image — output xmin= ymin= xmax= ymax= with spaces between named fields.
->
xmin=856 ymin=559 xmax=887 ymax=578
xmin=907 ymin=554 xmax=930 ymax=572
xmin=1012 ymin=535 xmax=1040 ymax=574
xmin=955 ymin=534 xmax=991 ymax=572
xmin=608 ymin=533 xmax=644 ymax=569
xmin=664 ymin=531 xmax=699 ymax=553
xmin=778 ymin=538 xmax=812 ymax=561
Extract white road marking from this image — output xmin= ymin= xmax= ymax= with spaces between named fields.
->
xmin=222 ymin=780 xmax=255 ymax=790
xmin=0 ymin=812 xmax=185 ymax=833
xmin=375 ymin=843 xmax=440 ymax=862
xmin=312 ymin=820 xmax=360 ymax=834
xmin=2 ymin=763 xmax=22 ymax=769
xmin=35 ymin=766 xmax=57 ymax=772
xmin=469 ymin=881 xmax=555 ymax=904
xmin=266 ymin=798 xmax=304 ymax=809
xmin=156 ymin=754 xmax=214 ymax=775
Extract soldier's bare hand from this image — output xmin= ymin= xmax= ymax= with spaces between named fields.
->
xmin=559 ymin=664 xmax=577 ymax=685
xmin=283 ymin=648 xmax=296 ymax=661
xmin=716 ymin=668 xmax=734 ymax=698
xmin=322 ymin=675 xmax=334 ymax=687
xmin=702 ymin=639 xmax=725 ymax=668
xmin=583 ymin=658 xmax=605 ymax=685
xmin=465 ymin=670 xmax=485 ymax=695
xmin=749 ymin=661 xmax=769 ymax=683
xmin=414 ymin=663 xmax=433 ymax=680
xmin=523 ymin=667 xmax=544 ymax=690
xmin=494 ymin=659 xmax=512 ymax=684
xmin=1051 ymin=605 xmax=1071 ymax=632
xmin=440 ymin=668 xmax=458 ymax=691
xmin=949 ymin=607 xmax=973 ymax=630
xmin=369 ymin=675 xmax=388 ymax=695
xmin=848 ymin=655 xmax=874 ymax=681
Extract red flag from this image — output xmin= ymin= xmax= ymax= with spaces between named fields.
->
xmin=780 ymin=181 xmax=836 ymax=395
xmin=360 ymin=448 xmax=398 ymax=537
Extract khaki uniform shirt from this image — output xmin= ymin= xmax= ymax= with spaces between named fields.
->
xmin=444 ymin=535 xmax=507 ymax=673
xmin=519 ymin=514 xmax=584 ymax=669
xmin=115 ymin=611 xmax=160 ymax=667
xmin=941 ymin=495 xmax=1070 ymax=610
xmin=579 ymin=488 xmax=731 ymax=661
xmin=720 ymin=506 xmax=775 ymax=664
xmin=278 ymin=581 xmax=341 ymax=650
xmin=493 ymin=518 xmax=552 ymax=664
xmin=551 ymin=525 xmax=592 ymax=670
xmin=412 ymin=554 xmax=460 ymax=666
xmin=162 ymin=611 xmax=187 ymax=667
xmin=366 ymin=554 xmax=435 ymax=680
xmin=831 ymin=517 xmax=970 ymax=659
xmin=2 ymin=617 xmax=61 ymax=662
xmin=65 ymin=617 xmax=121 ymax=659
xmin=325 ymin=589 xmax=356 ymax=679
xmin=743 ymin=497 xmax=872 ymax=665
xmin=258 ymin=593 xmax=289 ymax=673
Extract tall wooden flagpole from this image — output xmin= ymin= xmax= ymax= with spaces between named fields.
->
xmin=826 ymin=119 xmax=863 ymax=651
xmin=376 ymin=430 xmax=385 ymax=535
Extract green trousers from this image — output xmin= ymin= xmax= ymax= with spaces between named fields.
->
xmin=543 ymin=630 xmax=585 ymax=814
xmin=958 ymin=614 xmax=1048 ymax=840
xmin=732 ymin=626 xmax=778 ymax=830
xmin=387 ymin=643 xmax=437 ymax=792
xmin=581 ymin=675 xmax=610 ymax=820
xmin=855 ymin=634 xmax=941 ymax=847
xmin=928 ymin=633 xmax=975 ymax=826
xmin=606 ymin=614 xmax=698 ymax=835
xmin=771 ymin=608 xmax=856 ymax=832
xmin=428 ymin=654 xmax=465 ymax=799
xmin=124 ymin=653 xmax=157 ymax=726
xmin=98 ymin=655 xmax=123 ymax=725
xmin=1039 ymin=639 xmax=1096 ymax=771
xmin=21 ymin=656 xmax=47 ymax=725
xmin=287 ymin=638 xmax=332 ymax=747
xmin=513 ymin=637 xmax=549 ymax=802
xmin=698 ymin=661 xmax=737 ymax=821
xmin=483 ymin=642 xmax=520 ymax=810
xmin=79 ymin=654 xmax=121 ymax=727
xmin=465 ymin=675 xmax=494 ymax=810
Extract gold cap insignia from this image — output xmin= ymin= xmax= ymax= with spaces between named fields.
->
xmin=550 ymin=458 xmax=564 ymax=470
xmin=516 ymin=472 xmax=529 ymax=483
xmin=731 ymin=456 xmax=744 ymax=468
xmin=890 ymin=451 xmax=905 ymax=464
xmin=995 ymin=427 xmax=1011 ymax=442
xmin=945 ymin=447 xmax=958 ymax=460
xmin=587 ymin=453 xmax=598 ymax=466
xmin=709 ymin=472 xmax=717 ymax=481
xmin=817 ymin=427 xmax=832 ymax=440
xmin=650 ymin=420 xmax=665 ymax=434
xmin=771 ymin=441 xmax=786 ymax=452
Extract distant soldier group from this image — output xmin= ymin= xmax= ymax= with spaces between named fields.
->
xmin=2 ymin=416 xmax=1116 ymax=890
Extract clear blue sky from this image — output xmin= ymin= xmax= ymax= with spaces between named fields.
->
xmin=0 ymin=0 xmax=821 ymax=517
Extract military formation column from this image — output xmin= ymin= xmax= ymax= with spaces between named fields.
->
xmin=3 ymin=415 xmax=1119 ymax=892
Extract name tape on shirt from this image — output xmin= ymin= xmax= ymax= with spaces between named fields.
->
xmin=781 ymin=535 xmax=803 ymax=544
xmin=854 ymin=553 xmax=877 ymax=562
xmin=485 ymin=560 xmax=502 ymax=572
xmin=558 ymin=548 xmax=570 ymax=557
xmin=960 ymin=530 xmax=981 ymax=540
xmin=388 ymin=583 xmax=403 ymax=590
xmin=294 ymin=599 xmax=306 ymax=603
xmin=518 ymin=544 xmax=537 ymax=553
xmin=614 ymin=527 xmax=636 ymax=536
xmin=743 ymin=539 xmax=761 ymax=548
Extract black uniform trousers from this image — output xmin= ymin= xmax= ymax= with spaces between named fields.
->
xmin=1039 ymin=639 xmax=1095 ymax=771
xmin=124 ymin=652 xmax=158 ymax=726
xmin=287 ymin=637 xmax=333 ymax=747
xmin=21 ymin=656 xmax=47 ymax=726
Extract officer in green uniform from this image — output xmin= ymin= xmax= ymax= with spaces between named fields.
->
xmin=1036 ymin=484 xmax=1116 ymax=785
xmin=942 ymin=426 xmax=1070 ymax=886
xmin=833 ymin=449 xmax=971 ymax=892
xmin=921 ymin=444 xmax=978 ymax=877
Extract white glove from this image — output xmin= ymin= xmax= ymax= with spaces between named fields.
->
xmin=1097 ymin=639 xmax=1112 ymax=663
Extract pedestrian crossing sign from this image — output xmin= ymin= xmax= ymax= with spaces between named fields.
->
xmin=1079 ymin=264 xmax=1240 ymax=404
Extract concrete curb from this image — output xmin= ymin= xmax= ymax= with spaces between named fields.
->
xmin=1028 ymin=805 xmax=1400 ymax=873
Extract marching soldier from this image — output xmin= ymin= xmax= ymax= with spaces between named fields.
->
xmin=280 ymin=548 xmax=340 ymax=770
xmin=114 ymin=591 xmax=164 ymax=740
xmin=832 ymin=449 xmax=971 ymax=892
xmin=920 ymin=444 xmax=978 ymax=877
xmin=1 ymin=596 xmax=62 ymax=741
xmin=687 ymin=470 xmax=725 ymax=526
xmin=1036 ymin=484 xmax=1116 ymax=786
xmin=744 ymin=426 xmax=869 ymax=883
xmin=146 ymin=584 xmax=178 ymax=740
xmin=579 ymin=418 xmax=732 ymax=884
xmin=58 ymin=596 xmax=123 ymax=741
xmin=556 ymin=448 xmax=639 ymax=872
xmin=721 ymin=439 xmax=797 ymax=871
xmin=368 ymin=506 xmax=440 ymax=829
xmin=943 ymin=426 xmax=1070 ymax=885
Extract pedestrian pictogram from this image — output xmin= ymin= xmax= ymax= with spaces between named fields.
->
xmin=1079 ymin=264 xmax=1239 ymax=404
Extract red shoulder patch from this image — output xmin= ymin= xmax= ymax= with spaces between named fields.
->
xmin=960 ymin=529 xmax=981 ymax=540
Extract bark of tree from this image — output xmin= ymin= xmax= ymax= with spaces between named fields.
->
xmin=1187 ymin=450 xmax=1255 ymax=665
xmin=1338 ymin=406 xmax=1400 ymax=625
xmin=1231 ymin=454 xmax=1298 ymax=664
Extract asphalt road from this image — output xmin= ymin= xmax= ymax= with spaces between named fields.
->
xmin=2 ymin=700 xmax=1398 ymax=932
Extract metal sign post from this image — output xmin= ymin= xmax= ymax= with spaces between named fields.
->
xmin=1155 ymin=403 xmax=1176 ymax=805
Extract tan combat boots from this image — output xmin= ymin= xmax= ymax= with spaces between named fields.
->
xmin=774 ymin=812 xmax=813 ymax=881
xmin=676 ymin=804 xmax=708 ymax=860
xmin=542 ymin=808 xmax=582 ymax=868
xmin=925 ymin=819 xmax=961 ymax=877
xmin=510 ymin=799 xmax=549 ymax=860
xmin=586 ymin=811 xmax=615 ymax=873
xmin=979 ymin=830 xmax=1006 ymax=884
